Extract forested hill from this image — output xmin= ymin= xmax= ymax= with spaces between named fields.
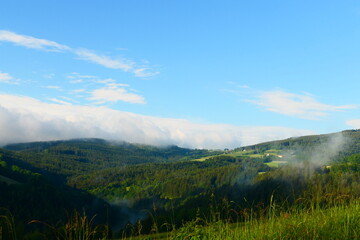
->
xmin=2 ymin=130 xmax=360 ymax=178
xmin=2 ymin=138 xmax=222 ymax=177
xmin=236 ymin=129 xmax=360 ymax=159
xmin=1 ymin=130 xmax=360 ymax=238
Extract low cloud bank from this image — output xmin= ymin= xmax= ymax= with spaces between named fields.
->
xmin=0 ymin=94 xmax=314 ymax=149
xmin=346 ymin=119 xmax=360 ymax=129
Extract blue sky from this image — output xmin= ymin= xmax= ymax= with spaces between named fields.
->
xmin=0 ymin=1 xmax=360 ymax=149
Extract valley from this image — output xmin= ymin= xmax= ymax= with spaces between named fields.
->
xmin=0 ymin=130 xmax=360 ymax=239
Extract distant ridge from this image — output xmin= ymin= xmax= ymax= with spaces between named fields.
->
xmin=4 ymin=129 xmax=360 ymax=152
xmin=3 ymin=138 xmax=108 ymax=151
xmin=234 ymin=129 xmax=360 ymax=159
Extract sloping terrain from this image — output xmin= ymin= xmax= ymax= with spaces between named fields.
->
xmin=0 ymin=129 xmax=359 ymax=238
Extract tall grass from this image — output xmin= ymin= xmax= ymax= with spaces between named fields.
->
xmin=166 ymin=199 xmax=360 ymax=240
xmin=30 ymin=209 xmax=109 ymax=240
xmin=122 ymin=197 xmax=360 ymax=240
xmin=0 ymin=209 xmax=17 ymax=240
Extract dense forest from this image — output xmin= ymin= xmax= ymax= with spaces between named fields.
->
xmin=0 ymin=130 xmax=360 ymax=239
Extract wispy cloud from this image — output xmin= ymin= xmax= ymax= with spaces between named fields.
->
xmin=67 ymin=72 xmax=97 ymax=84
xmin=133 ymin=68 xmax=160 ymax=78
xmin=346 ymin=119 xmax=360 ymax=129
xmin=221 ymin=82 xmax=252 ymax=96
xmin=88 ymin=79 xmax=145 ymax=104
xmin=44 ymin=85 xmax=62 ymax=90
xmin=66 ymin=75 xmax=145 ymax=105
xmin=70 ymin=79 xmax=84 ymax=84
xmin=248 ymin=90 xmax=356 ymax=120
xmin=48 ymin=98 xmax=72 ymax=105
xmin=67 ymin=72 xmax=97 ymax=79
xmin=72 ymin=89 xmax=86 ymax=93
xmin=0 ymin=30 xmax=158 ymax=77
xmin=0 ymin=72 xmax=13 ymax=83
xmin=0 ymin=71 xmax=20 ymax=85
xmin=75 ymin=49 xmax=134 ymax=72
xmin=95 ymin=78 xmax=128 ymax=87
xmin=0 ymin=30 xmax=70 ymax=51
xmin=0 ymin=94 xmax=314 ymax=148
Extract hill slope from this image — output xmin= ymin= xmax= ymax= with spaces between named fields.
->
xmin=3 ymin=138 xmax=221 ymax=178
xmin=1 ymin=129 xmax=360 ymax=238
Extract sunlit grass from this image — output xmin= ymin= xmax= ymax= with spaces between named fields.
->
xmin=191 ymin=148 xmax=284 ymax=162
xmin=265 ymin=161 xmax=288 ymax=168
xmin=126 ymin=200 xmax=360 ymax=240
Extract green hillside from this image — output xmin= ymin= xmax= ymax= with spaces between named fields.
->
xmin=0 ymin=150 xmax=111 ymax=239
xmin=3 ymin=139 xmax=221 ymax=178
xmin=0 ymin=130 xmax=359 ymax=239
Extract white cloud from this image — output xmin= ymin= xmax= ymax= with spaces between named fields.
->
xmin=0 ymin=71 xmax=20 ymax=85
xmin=68 ymin=76 xmax=145 ymax=104
xmin=88 ymin=86 xmax=146 ymax=104
xmin=133 ymin=68 xmax=160 ymax=78
xmin=67 ymin=73 xmax=97 ymax=79
xmin=75 ymin=49 xmax=134 ymax=72
xmin=48 ymin=98 xmax=72 ymax=105
xmin=248 ymin=90 xmax=356 ymax=120
xmin=346 ymin=119 xmax=360 ymax=129
xmin=0 ymin=72 xmax=13 ymax=83
xmin=44 ymin=85 xmax=61 ymax=90
xmin=70 ymin=79 xmax=84 ymax=84
xmin=96 ymin=78 xmax=128 ymax=87
xmin=0 ymin=94 xmax=314 ymax=149
xmin=0 ymin=30 xmax=158 ymax=77
xmin=0 ymin=30 xmax=70 ymax=51
xmin=75 ymin=50 xmax=159 ymax=78
xmin=72 ymin=89 xmax=86 ymax=93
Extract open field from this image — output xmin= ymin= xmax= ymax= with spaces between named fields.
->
xmin=192 ymin=149 xmax=282 ymax=162
xmin=265 ymin=160 xmax=288 ymax=168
